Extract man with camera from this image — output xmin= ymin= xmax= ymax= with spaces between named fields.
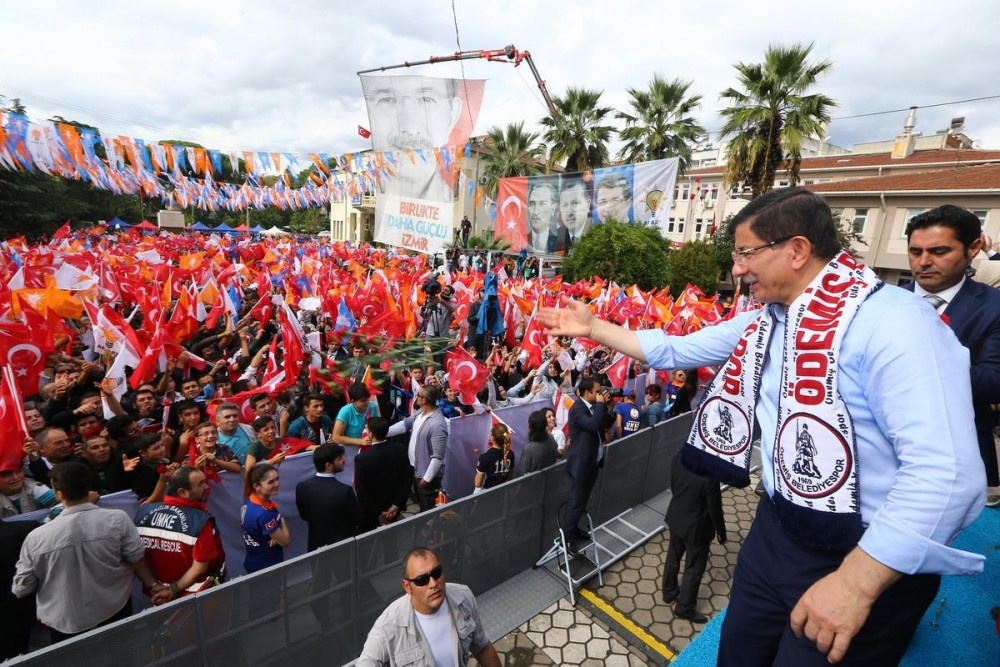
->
xmin=562 ymin=378 xmax=608 ymax=552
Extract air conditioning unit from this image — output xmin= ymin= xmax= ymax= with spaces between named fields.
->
xmin=704 ymin=200 xmax=714 ymax=209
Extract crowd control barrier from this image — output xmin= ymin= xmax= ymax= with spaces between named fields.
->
xmin=3 ymin=412 xmax=693 ymax=667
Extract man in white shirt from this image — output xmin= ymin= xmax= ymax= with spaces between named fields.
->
xmin=358 ymin=547 xmax=500 ymax=666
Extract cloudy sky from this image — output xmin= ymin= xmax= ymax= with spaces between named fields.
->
xmin=3 ymin=0 xmax=1000 ymax=160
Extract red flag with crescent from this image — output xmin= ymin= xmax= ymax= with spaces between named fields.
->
xmin=445 ymin=346 xmax=488 ymax=406
xmin=520 ymin=313 xmax=545 ymax=370
xmin=494 ymin=177 xmax=528 ymax=250
xmin=0 ymin=323 xmax=47 ymax=396
xmin=0 ymin=366 xmax=27 ymax=470
xmin=606 ymin=352 xmax=630 ymax=390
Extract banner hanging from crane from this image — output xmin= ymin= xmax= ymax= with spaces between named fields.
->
xmin=493 ymin=158 xmax=679 ymax=255
xmin=360 ymin=74 xmax=486 ymax=255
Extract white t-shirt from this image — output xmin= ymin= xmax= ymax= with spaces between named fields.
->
xmin=414 ymin=599 xmax=457 ymax=667
xmin=408 ymin=412 xmax=431 ymax=468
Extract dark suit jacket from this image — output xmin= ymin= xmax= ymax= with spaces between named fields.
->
xmin=294 ymin=475 xmax=361 ymax=551
xmin=909 ymin=279 xmax=1000 ymax=483
xmin=354 ymin=441 xmax=414 ymax=531
xmin=565 ymin=398 xmax=606 ymax=481
xmin=666 ymin=454 xmax=726 ymax=547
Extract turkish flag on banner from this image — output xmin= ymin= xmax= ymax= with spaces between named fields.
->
xmin=0 ymin=366 xmax=27 ymax=470
xmin=358 ymin=125 xmax=371 ymax=139
xmin=277 ymin=437 xmax=315 ymax=457
xmin=606 ymin=352 xmax=630 ymax=390
xmin=494 ymin=176 xmax=529 ymax=250
xmin=446 ymin=346 xmax=489 ymax=406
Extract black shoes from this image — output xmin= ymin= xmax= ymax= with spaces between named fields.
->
xmin=675 ymin=609 xmax=709 ymax=624
xmin=662 ymin=591 xmax=677 ymax=604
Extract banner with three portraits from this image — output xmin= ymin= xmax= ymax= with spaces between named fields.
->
xmin=493 ymin=158 xmax=679 ymax=254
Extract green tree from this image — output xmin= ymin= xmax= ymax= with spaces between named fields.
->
xmin=288 ymin=207 xmax=329 ymax=234
xmin=719 ymin=43 xmax=835 ymax=197
xmin=540 ymin=87 xmax=615 ymax=172
xmin=667 ymin=239 xmax=720 ymax=297
xmin=445 ymin=233 xmax=510 ymax=253
xmin=479 ymin=122 xmax=545 ymax=198
xmin=617 ymin=75 xmax=706 ymax=172
xmin=561 ymin=221 xmax=671 ymax=290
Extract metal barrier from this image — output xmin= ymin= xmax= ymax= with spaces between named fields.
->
xmin=4 ymin=413 xmax=694 ymax=667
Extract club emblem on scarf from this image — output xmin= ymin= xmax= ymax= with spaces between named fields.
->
xmin=696 ymin=397 xmax=750 ymax=455
xmin=776 ymin=413 xmax=853 ymax=500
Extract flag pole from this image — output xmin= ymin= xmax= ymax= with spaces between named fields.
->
xmin=3 ymin=365 xmax=28 ymax=433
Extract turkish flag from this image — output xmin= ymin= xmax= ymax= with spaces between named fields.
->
xmin=605 ymin=352 xmax=630 ymax=390
xmin=446 ymin=346 xmax=489 ymax=406
xmin=494 ymin=176 xmax=529 ymax=250
xmin=358 ymin=125 xmax=371 ymax=139
xmin=0 ymin=367 xmax=27 ymax=470
xmin=279 ymin=308 xmax=305 ymax=380
xmin=0 ymin=324 xmax=47 ymax=397
xmin=52 ymin=220 xmax=72 ymax=241
xmin=520 ymin=314 xmax=545 ymax=370
xmin=277 ymin=437 xmax=315 ymax=457
xmin=246 ymin=294 xmax=273 ymax=324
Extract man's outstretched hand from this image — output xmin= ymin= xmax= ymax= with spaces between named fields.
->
xmin=538 ymin=299 xmax=594 ymax=339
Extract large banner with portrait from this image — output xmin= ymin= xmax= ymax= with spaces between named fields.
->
xmin=361 ymin=74 xmax=486 ymax=255
xmin=493 ymin=157 xmax=679 ymax=254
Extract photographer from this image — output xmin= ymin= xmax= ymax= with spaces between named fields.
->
xmin=420 ymin=277 xmax=454 ymax=364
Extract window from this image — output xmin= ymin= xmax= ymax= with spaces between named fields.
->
xmin=777 ymin=180 xmax=789 ymax=188
xmin=971 ymin=209 xmax=989 ymax=229
xmin=667 ymin=218 xmax=676 ymax=233
xmin=680 ymin=184 xmax=691 ymax=200
xmin=803 ymin=179 xmax=815 ymax=186
xmin=901 ymin=208 xmax=928 ymax=237
xmin=677 ymin=220 xmax=685 ymax=234
xmin=710 ymin=185 xmax=719 ymax=200
xmin=694 ymin=218 xmax=704 ymax=239
xmin=851 ymin=208 xmax=869 ymax=235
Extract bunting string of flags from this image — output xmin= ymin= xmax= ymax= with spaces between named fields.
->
xmin=0 ymin=110 xmax=498 ymax=215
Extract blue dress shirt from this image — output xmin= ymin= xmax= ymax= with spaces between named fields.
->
xmin=637 ymin=283 xmax=985 ymax=575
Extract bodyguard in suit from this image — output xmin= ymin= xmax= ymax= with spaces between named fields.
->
xmin=294 ymin=444 xmax=361 ymax=551
xmin=355 ymin=417 xmax=413 ymax=531
xmin=662 ymin=452 xmax=727 ymax=624
xmin=562 ymin=378 xmax=609 ymax=544
xmin=906 ymin=205 xmax=1000 ymax=502
xmin=387 ymin=384 xmax=449 ymax=512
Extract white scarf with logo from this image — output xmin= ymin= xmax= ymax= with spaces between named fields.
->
xmin=680 ymin=251 xmax=882 ymax=550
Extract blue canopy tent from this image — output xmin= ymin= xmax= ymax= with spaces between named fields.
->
xmin=249 ymin=225 xmax=267 ymax=233
xmin=108 ymin=216 xmax=131 ymax=230
xmin=190 ymin=221 xmax=211 ymax=231
xmin=212 ymin=222 xmax=237 ymax=234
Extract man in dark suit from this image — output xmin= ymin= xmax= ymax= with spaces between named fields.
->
xmin=906 ymin=205 xmax=1000 ymax=506
xmin=386 ymin=384 xmax=449 ymax=512
xmin=562 ymin=377 xmax=608 ymax=547
xmin=663 ymin=452 xmax=727 ymax=623
xmin=294 ymin=444 xmax=361 ymax=551
xmin=354 ymin=417 xmax=413 ymax=531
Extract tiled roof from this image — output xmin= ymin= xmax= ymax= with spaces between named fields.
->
xmin=684 ymin=148 xmax=1000 ymax=178
xmin=805 ymin=163 xmax=1000 ymax=194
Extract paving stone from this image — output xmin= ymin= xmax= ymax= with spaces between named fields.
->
xmin=546 ymin=626 xmax=569 ymax=647
xmin=561 ymin=642 xmax=586 ymax=663
xmin=550 ymin=609 xmax=574 ymax=629
xmin=587 ymin=636 xmax=611 ymax=658
xmin=568 ymin=624 xmax=591 ymax=643
xmin=635 ymin=578 xmax=656 ymax=595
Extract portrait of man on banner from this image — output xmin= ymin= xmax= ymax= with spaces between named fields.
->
xmin=593 ymin=168 xmax=634 ymax=224
xmin=360 ymin=74 xmax=485 ymax=254
xmin=555 ymin=175 xmax=593 ymax=251
xmin=527 ymin=177 xmax=559 ymax=254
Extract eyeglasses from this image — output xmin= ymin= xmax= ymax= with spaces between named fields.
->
xmin=731 ymin=237 xmax=790 ymax=266
xmin=406 ymin=564 xmax=443 ymax=587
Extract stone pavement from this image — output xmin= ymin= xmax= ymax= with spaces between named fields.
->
xmin=488 ymin=474 xmax=761 ymax=665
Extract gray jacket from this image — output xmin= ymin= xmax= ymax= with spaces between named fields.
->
xmin=357 ymin=583 xmax=488 ymax=666
xmin=391 ymin=409 xmax=448 ymax=480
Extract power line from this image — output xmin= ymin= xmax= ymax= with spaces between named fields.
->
xmin=449 ymin=0 xmax=477 ymax=136
xmin=0 ymin=81 xmax=167 ymax=133
xmin=831 ymin=94 xmax=1000 ymax=121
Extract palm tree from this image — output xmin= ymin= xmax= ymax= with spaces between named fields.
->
xmin=540 ymin=87 xmax=615 ymax=172
xmin=478 ymin=122 xmax=545 ymax=199
xmin=718 ymin=43 xmax=835 ymax=197
xmin=616 ymin=75 xmax=706 ymax=172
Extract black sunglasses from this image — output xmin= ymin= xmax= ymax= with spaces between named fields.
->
xmin=406 ymin=564 xmax=443 ymax=587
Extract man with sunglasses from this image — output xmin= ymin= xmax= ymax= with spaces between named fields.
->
xmin=358 ymin=547 xmax=500 ymax=666
xmin=539 ymin=187 xmax=984 ymax=665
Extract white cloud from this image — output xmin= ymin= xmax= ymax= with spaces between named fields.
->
xmin=1 ymin=0 xmax=999 ymax=158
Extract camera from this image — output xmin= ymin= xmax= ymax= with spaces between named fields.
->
xmin=600 ymin=386 xmax=624 ymax=398
xmin=421 ymin=274 xmax=442 ymax=297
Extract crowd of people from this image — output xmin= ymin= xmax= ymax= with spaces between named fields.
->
xmin=3 ymin=193 xmax=997 ymax=665
xmin=0 ymin=223 xmax=708 ymax=657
